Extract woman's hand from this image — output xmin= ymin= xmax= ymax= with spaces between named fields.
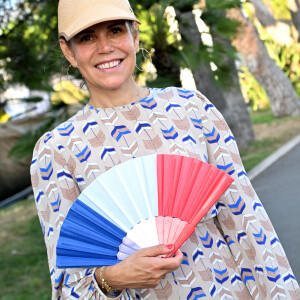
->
xmin=96 ymin=244 xmax=183 ymax=290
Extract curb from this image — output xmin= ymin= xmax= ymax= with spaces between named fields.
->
xmin=248 ymin=133 xmax=300 ymax=181
xmin=0 ymin=186 xmax=33 ymax=209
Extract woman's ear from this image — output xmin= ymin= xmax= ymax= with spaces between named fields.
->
xmin=59 ymin=38 xmax=77 ymax=67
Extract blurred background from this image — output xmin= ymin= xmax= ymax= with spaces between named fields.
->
xmin=0 ymin=0 xmax=299 ymax=299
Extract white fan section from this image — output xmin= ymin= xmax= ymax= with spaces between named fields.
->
xmin=78 ymin=155 xmax=159 ymax=235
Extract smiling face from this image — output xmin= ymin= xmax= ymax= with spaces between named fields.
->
xmin=60 ymin=20 xmax=139 ymax=98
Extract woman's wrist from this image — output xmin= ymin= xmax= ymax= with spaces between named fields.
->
xmin=96 ymin=265 xmax=123 ymax=293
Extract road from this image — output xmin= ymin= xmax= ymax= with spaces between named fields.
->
xmin=252 ymin=143 xmax=300 ymax=282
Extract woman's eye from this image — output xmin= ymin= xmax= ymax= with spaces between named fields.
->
xmin=79 ymin=34 xmax=93 ymax=42
xmin=110 ymin=27 xmax=122 ymax=35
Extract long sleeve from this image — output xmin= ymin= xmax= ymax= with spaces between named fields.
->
xmin=194 ymin=90 xmax=300 ymax=299
xmin=30 ymin=131 xmax=123 ymax=300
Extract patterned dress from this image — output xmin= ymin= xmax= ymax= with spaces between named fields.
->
xmin=30 ymin=87 xmax=299 ymax=300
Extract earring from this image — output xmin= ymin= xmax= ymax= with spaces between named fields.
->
xmin=135 ymin=47 xmax=152 ymax=73
xmin=66 ymin=64 xmax=77 ymax=81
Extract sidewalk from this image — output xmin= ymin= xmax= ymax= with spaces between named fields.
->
xmin=251 ymin=139 xmax=300 ymax=282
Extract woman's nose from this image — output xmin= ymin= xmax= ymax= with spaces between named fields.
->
xmin=96 ymin=36 xmax=114 ymax=53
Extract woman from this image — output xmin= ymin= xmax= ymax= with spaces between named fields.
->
xmin=31 ymin=0 xmax=299 ymax=299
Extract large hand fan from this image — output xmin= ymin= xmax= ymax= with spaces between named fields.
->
xmin=56 ymin=154 xmax=234 ymax=268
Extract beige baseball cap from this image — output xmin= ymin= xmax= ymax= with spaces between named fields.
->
xmin=58 ymin=0 xmax=140 ymax=41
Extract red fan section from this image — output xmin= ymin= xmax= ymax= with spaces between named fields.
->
xmin=156 ymin=154 xmax=234 ymax=257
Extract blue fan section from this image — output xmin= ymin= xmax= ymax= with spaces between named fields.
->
xmin=57 ymin=200 xmax=128 ymax=268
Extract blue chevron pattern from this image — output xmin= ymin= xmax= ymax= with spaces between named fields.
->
xmin=192 ymin=248 xmax=204 ymax=264
xmin=40 ymin=161 xmax=53 ymax=180
xmin=200 ymin=231 xmax=213 ymax=248
xmin=204 ymin=103 xmax=214 ymax=112
xmin=204 ymin=127 xmax=220 ymax=144
xmin=187 ymin=287 xmax=206 ymax=299
xmin=47 ymin=226 xmax=54 ymax=238
xmin=253 ymin=200 xmax=263 ymax=212
xmin=253 ymin=228 xmax=266 ymax=245
xmin=44 ymin=132 xmax=52 ymax=143
xmin=75 ymin=175 xmax=85 ymax=185
xmin=255 ymin=265 xmax=264 ymax=275
xmin=270 ymin=236 xmax=280 ymax=248
xmin=217 ymin=238 xmax=226 ymax=249
xmin=83 ymin=121 xmax=98 ymax=134
xmin=182 ymin=251 xmax=189 ymax=266
xmin=139 ymin=97 xmax=157 ymax=109
xmin=57 ymin=170 xmax=73 ymax=181
xmin=111 ymin=125 xmax=131 ymax=142
xmin=70 ymin=286 xmax=80 ymax=298
xmin=36 ymin=190 xmax=45 ymax=204
xmin=190 ymin=118 xmax=203 ymax=129
xmin=165 ymin=103 xmax=181 ymax=112
xmin=266 ymin=266 xmax=281 ymax=282
xmin=224 ymin=134 xmax=235 ymax=144
xmin=178 ymin=88 xmax=194 ymax=99
xmin=101 ymin=147 xmax=116 ymax=160
xmin=64 ymin=273 xmax=71 ymax=288
xmin=216 ymin=202 xmax=226 ymax=211
xmin=241 ymin=268 xmax=255 ymax=284
xmin=75 ymin=145 xmax=91 ymax=163
xmin=217 ymin=163 xmax=235 ymax=176
xmin=237 ymin=231 xmax=247 ymax=243
xmin=229 ymin=196 xmax=245 ymax=215
xmin=182 ymin=134 xmax=196 ymax=144
xmin=31 ymin=158 xmax=37 ymax=165
xmin=238 ymin=170 xmax=248 ymax=178
xmin=58 ymin=123 xmax=75 ymax=136
xmin=161 ymin=126 xmax=178 ymax=140
xmin=135 ymin=122 xmax=151 ymax=135
xmin=51 ymin=194 xmax=61 ymax=212
xmin=231 ymin=273 xmax=243 ymax=285
xmin=214 ymin=268 xmax=229 ymax=284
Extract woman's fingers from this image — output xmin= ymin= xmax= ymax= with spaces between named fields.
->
xmin=100 ymin=246 xmax=183 ymax=290
xmin=139 ymin=244 xmax=175 ymax=257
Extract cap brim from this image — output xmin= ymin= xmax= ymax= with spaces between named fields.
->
xmin=59 ymin=6 xmax=140 ymax=41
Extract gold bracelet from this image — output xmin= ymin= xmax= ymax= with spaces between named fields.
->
xmin=99 ymin=266 xmax=116 ymax=293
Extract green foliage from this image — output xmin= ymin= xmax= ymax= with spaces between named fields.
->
xmin=264 ymin=0 xmax=291 ymax=20
xmin=0 ymin=1 xmax=67 ymax=91
xmin=266 ymin=41 xmax=300 ymax=97
xmin=51 ymin=81 xmax=89 ymax=105
xmin=239 ymin=66 xmax=270 ymax=111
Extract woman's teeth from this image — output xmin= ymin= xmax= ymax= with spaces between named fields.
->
xmin=97 ymin=60 xmax=121 ymax=70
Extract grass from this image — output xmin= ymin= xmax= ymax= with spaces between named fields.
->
xmin=0 ymin=109 xmax=299 ymax=298
xmin=0 ymin=198 xmax=51 ymax=300
xmin=240 ymin=110 xmax=300 ymax=171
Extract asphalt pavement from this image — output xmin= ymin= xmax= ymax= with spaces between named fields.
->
xmin=251 ymin=142 xmax=300 ymax=282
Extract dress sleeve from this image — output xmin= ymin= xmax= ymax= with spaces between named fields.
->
xmin=30 ymin=131 xmax=123 ymax=300
xmin=193 ymin=90 xmax=299 ymax=299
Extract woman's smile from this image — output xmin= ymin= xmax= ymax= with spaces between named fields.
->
xmin=95 ymin=59 xmax=122 ymax=70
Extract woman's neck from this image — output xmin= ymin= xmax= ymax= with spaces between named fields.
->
xmin=88 ymin=80 xmax=149 ymax=108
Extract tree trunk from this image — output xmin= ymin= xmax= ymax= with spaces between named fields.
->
xmin=250 ymin=0 xmax=292 ymax=45
xmin=229 ymin=8 xmax=300 ymax=117
xmin=151 ymin=48 xmax=182 ymax=87
xmin=287 ymin=0 xmax=300 ymax=42
xmin=176 ymin=9 xmax=255 ymax=149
